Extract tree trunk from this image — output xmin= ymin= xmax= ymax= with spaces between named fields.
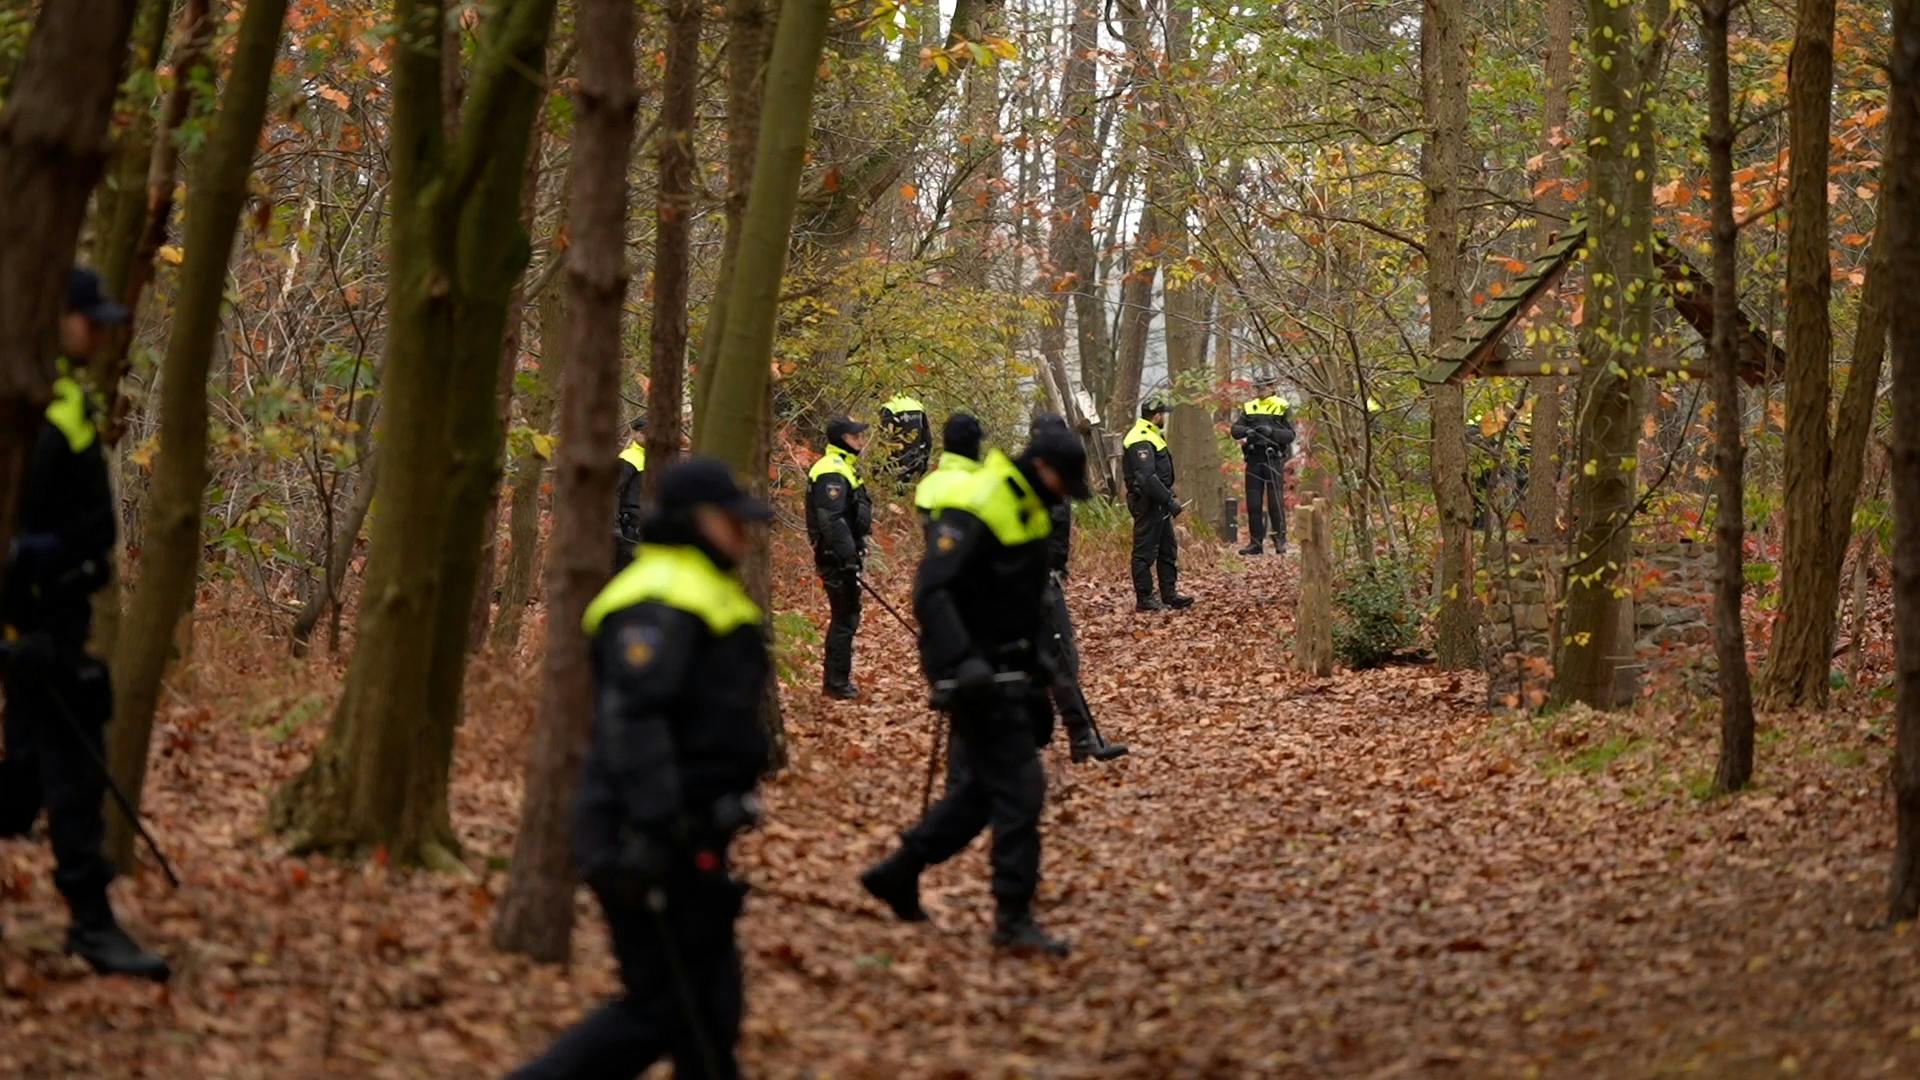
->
xmin=104 ymin=0 xmax=289 ymax=875
xmin=491 ymin=286 xmax=566 ymax=654
xmin=1167 ymin=282 xmax=1220 ymax=523
xmin=692 ymin=0 xmax=767 ymax=418
xmin=1421 ymin=0 xmax=1480 ymax=669
xmin=269 ymin=0 xmax=560 ymax=867
xmin=645 ymin=0 xmax=700 ymax=489
xmin=692 ymin=0 xmax=831 ymax=468
xmin=1525 ymin=0 xmax=1574 ymax=543
xmin=1704 ymin=0 xmax=1758 ymax=795
xmin=1762 ymin=0 xmax=1839 ymax=709
xmin=492 ymin=0 xmax=636 ymax=961
xmin=0 ymin=0 xmax=140 ymax=591
xmin=1110 ymin=0 xmax=1169 ymax=425
xmin=1886 ymin=0 xmax=1920 ymax=923
xmin=1551 ymin=0 xmax=1665 ymax=709
xmin=289 ymin=447 xmax=377 ymax=656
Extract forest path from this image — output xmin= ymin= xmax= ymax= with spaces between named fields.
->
xmin=0 ymin=544 xmax=1916 ymax=1077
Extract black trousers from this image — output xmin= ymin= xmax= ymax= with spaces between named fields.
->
xmin=509 ymin=871 xmax=748 ymax=1080
xmin=1041 ymin=580 xmax=1095 ymax=745
xmin=0 ymin=647 xmax=116 ymax=916
xmin=819 ymin=566 xmax=861 ymax=691
xmin=901 ymin=706 xmax=1045 ymax=913
xmin=1245 ymin=456 xmax=1286 ymax=547
xmin=1127 ymin=500 xmax=1179 ymax=602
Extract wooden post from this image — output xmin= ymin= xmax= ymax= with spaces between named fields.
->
xmin=1296 ymin=498 xmax=1334 ymax=676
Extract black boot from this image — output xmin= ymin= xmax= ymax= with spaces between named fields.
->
xmin=66 ymin=900 xmax=170 ymax=982
xmin=1089 ymin=735 xmax=1130 ymax=762
xmin=1162 ymin=593 xmax=1196 ymax=610
xmin=992 ymin=910 xmax=1069 ymax=957
xmin=1069 ymin=725 xmax=1129 ymax=764
xmin=824 ymin=681 xmax=860 ymax=701
xmin=859 ymin=849 xmax=928 ymax=922
xmin=1238 ymin=541 xmax=1263 ymax=556
xmin=1134 ymin=596 xmax=1167 ymax=613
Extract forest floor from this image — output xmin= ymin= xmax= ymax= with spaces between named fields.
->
xmin=3 ymin=522 xmax=1920 ymax=1078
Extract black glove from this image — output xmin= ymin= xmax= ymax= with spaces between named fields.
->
xmin=953 ymin=655 xmax=998 ymax=703
xmin=1168 ymin=501 xmax=1184 ymax=518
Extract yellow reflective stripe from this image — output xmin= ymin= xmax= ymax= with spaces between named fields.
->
xmin=583 ymin=544 xmax=762 ymax=636
xmin=45 ymin=376 xmax=95 ymax=453
xmin=1244 ymin=396 xmax=1290 ymax=416
xmin=881 ymin=396 xmax=926 ymax=415
xmin=965 ymin=451 xmax=1051 ymax=547
xmin=913 ymin=453 xmax=981 ymax=512
xmin=618 ymin=442 xmax=646 ymax=471
xmin=1122 ymin=417 xmax=1167 ymax=452
xmin=808 ymin=444 xmax=863 ymax=488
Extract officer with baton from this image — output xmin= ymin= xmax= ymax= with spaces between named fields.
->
xmin=859 ymin=425 xmax=1091 ymax=956
xmin=510 ymin=457 xmax=774 ymax=1080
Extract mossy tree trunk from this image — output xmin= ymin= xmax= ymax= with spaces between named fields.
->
xmin=644 ymin=0 xmax=700 ymax=491
xmin=269 ymin=0 xmax=560 ymax=867
xmin=105 ymin=0 xmax=290 ymax=874
xmin=492 ymin=0 xmax=637 ymax=961
xmin=1551 ymin=0 xmax=1667 ymax=710
xmin=490 ymin=285 xmax=565 ymax=654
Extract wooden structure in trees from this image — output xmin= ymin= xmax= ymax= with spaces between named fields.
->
xmin=1418 ymin=223 xmax=1786 ymax=386
xmin=1293 ymin=498 xmax=1334 ymax=676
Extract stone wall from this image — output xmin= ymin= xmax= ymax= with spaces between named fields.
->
xmin=1482 ymin=540 xmax=1715 ymax=707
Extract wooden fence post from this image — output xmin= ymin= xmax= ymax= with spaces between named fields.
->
xmin=1295 ymin=498 xmax=1334 ymax=675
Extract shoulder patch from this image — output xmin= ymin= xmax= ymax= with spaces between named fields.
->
xmin=618 ymin=622 xmax=664 ymax=672
xmin=934 ymin=523 xmax=962 ymax=553
xmin=827 ymin=485 xmax=842 ymax=500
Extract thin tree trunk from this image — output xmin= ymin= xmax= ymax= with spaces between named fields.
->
xmin=645 ymin=0 xmax=700 ymax=489
xmin=1110 ymin=0 xmax=1168 ymax=424
xmin=1525 ymin=0 xmax=1573 ymax=543
xmin=1551 ymin=0 xmax=1665 ymax=709
xmin=1886 ymin=0 xmax=1920 ymax=923
xmin=1422 ymin=0 xmax=1480 ymax=669
xmin=693 ymin=0 xmax=831 ymax=467
xmin=105 ymin=0 xmax=290 ymax=873
xmin=492 ymin=0 xmax=636 ymax=961
xmin=692 ymin=0 xmax=768 ymax=419
xmin=1705 ymin=0 xmax=1758 ymax=795
xmin=1762 ymin=0 xmax=1839 ymax=709
xmin=290 ymin=446 xmax=376 ymax=656
xmin=269 ymin=0 xmax=561 ymax=867
xmin=491 ymin=286 xmax=566 ymax=653
xmin=0 ymin=0 xmax=140 ymax=590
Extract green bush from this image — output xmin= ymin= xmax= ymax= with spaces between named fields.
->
xmin=1333 ymin=559 xmax=1418 ymax=669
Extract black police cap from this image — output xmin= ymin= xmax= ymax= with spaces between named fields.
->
xmin=656 ymin=457 xmax=772 ymax=522
xmin=68 ymin=268 xmax=129 ymax=326
xmin=942 ymin=411 xmax=983 ymax=456
xmin=1023 ymin=426 xmax=1092 ymax=500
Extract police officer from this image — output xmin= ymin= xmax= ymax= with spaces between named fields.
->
xmin=1230 ymin=376 xmax=1296 ymax=555
xmin=807 ymin=417 xmax=873 ymax=700
xmin=509 ymin=457 xmax=773 ymax=1080
xmin=877 ymin=394 xmax=932 ymax=483
xmin=912 ymin=412 xmax=983 ymax=531
xmin=613 ymin=415 xmax=648 ymax=572
xmin=859 ymin=425 xmax=1091 ymax=955
xmin=1122 ymin=398 xmax=1194 ymax=612
xmin=0 ymin=269 xmax=169 ymax=981
xmin=1030 ymin=414 xmax=1127 ymax=764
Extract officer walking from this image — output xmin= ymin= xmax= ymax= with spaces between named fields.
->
xmin=0 ymin=269 xmax=169 ymax=981
xmin=912 ymin=412 xmax=983 ymax=530
xmin=613 ymin=415 xmax=647 ymax=572
xmin=807 ymin=417 xmax=873 ymax=700
xmin=509 ymin=457 xmax=773 ymax=1080
xmin=1122 ymin=398 xmax=1194 ymax=612
xmin=1230 ymin=377 xmax=1296 ymax=555
xmin=877 ymin=395 xmax=932 ymax=483
xmin=1030 ymin=414 xmax=1127 ymax=764
xmin=859 ymin=424 xmax=1092 ymax=955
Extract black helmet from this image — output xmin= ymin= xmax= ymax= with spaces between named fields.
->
xmin=942 ymin=411 xmax=984 ymax=458
xmin=1021 ymin=425 xmax=1092 ymax=500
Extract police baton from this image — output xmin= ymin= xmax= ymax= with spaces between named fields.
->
xmin=0 ymin=641 xmax=181 ymax=890
xmin=856 ymin=574 xmax=917 ymax=635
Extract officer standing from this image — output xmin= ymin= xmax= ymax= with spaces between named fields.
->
xmin=859 ymin=425 xmax=1092 ymax=955
xmin=509 ymin=457 xmax=773 ymax=1080
xmin=911 ymin=412 xmax=983 ymax=530
xmin=877 ymin=395 xmax=932 ymax=483
xmin=613 ymin=415 xmax=647 ymax=572
xmin=0 ymin=269 xmax=169 ymax=981
xmin=807 ymin=417 xmax=873 ymax=700
xmin=1030 ymin=414 xmax=1127 ymax=764
xmin=1230 ymin=377 xmax=1296 ymax=555
xmin=1122 ymin=398 xmax=1194 ymax=612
